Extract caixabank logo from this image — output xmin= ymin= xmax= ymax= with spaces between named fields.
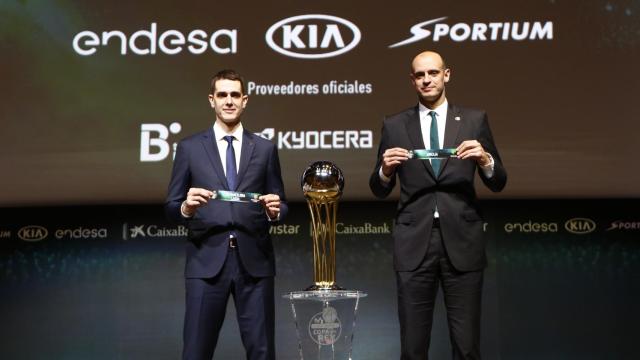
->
xmin=122 ymin=223 xmax=188 ymax=240
xmin=266 ymin=14 xmax=361 ymax=59
xmin=389 ymin=17 xmax=553 ymax=47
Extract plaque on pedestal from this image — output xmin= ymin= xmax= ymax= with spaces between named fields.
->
xmin=284 ymin=290 xmax=367 ymax=360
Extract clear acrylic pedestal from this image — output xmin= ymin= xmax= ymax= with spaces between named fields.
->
xmin=283 ymin=290 xmax=367 ymax=360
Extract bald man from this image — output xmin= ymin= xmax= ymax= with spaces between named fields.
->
xmin=370 ymin=51 xmax=507 ymax=359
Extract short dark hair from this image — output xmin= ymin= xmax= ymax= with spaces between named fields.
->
xmin=210 ymin=69 xmax=245 ymax=95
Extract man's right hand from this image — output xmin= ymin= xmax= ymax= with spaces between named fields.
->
xmin=381 ymin=147 xmax=410 ymax=177
xmin=181 ymin=187 xmax=214 ymax=217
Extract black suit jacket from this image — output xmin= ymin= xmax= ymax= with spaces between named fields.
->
xmin=370 ymin=104 xmax=506 ymax=272
xmin=165 ymin=127 xmax=288 ymax=278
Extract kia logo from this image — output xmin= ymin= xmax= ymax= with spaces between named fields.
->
xmin=564 ymin=218 xmax=596 ymax=235
xmin=18 ymin=225 xmax=48 ymax=242
xmin=265 ymin=14 xmax=361 ymax=59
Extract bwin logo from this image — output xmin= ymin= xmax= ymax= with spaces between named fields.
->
xmin=266 ymin=14 xmax=361 ymax=59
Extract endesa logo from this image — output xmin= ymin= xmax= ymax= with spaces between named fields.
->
xmin=266 ymin=14 xmax=361 ymax=59
xmin=564 ymin=218 xmax=596 ymax=235
xmin=390 ymin=17 xmax=553 ymax=47
xmin=504 ymin=221 xmax=558 ymax=233
xmin=55 ymin=227 xmax=108 ymax=239
xmin=73 ymin=23 xmax=237 ymax=56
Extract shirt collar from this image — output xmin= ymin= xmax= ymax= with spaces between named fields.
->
xmin=213 ymin=121 xmax=244 ymax=142
xmin=418 ymin=99 xmax=448 ymax=118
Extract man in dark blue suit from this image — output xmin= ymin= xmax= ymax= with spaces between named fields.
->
xmin=165 ymin=69 xmax=288 ymax=360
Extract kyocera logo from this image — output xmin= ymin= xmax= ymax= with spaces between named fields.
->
xmin=257 ymin=128 xmax=372 ymax=149
xmin=564 ymin=218 xmax=596 ymax=235
xmin=389 ymin=17 xmax=553 ymax=47
xmin=18 ymin=225 xmax=48 ymax=242
xmin=266 ymin=14 xmax=361 ymax=59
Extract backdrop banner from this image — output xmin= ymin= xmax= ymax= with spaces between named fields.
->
xmin=2 ymin=0 xmax=639 ymax=205
xmin=1 ymin=200 xmax=638 ymax=359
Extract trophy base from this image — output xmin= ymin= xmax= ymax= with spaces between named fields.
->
xmin=305 ymin=284 xmax=345 ymax=291
xmin=284 ymin=290 xmax=367 ymax=360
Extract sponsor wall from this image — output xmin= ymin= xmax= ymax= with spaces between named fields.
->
xmin=2 ymin=0 xmax=639 ymax=205
xmin=1 ymin=200 xmax=638 ymax=359
xmin=1 ymin=0 xmax=639 ymax=357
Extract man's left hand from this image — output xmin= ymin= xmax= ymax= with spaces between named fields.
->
xmin=259 ymin=194 xmax=281 ymax=220
xmin=457 ymin=140 xmax=491 ymax=166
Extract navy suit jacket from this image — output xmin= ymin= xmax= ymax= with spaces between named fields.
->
xmin=370 ymin=104 xmax=507 ymax=272
xmin=165 ymin=127 xmax=288 ymax=278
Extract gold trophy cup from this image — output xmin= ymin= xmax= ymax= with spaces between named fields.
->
xmin=301 ymin=161 xmax=344 ymax=291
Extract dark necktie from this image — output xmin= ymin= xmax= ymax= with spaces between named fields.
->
xmin=223 ymin=136 xmax=237 ymax=190
xmin=429 ymin=111 xmax=441 ymax=176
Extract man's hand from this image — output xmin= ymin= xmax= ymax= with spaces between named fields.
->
xmin=259 ymin=194 xmax=281 ymax=220
xmin=182 ymin=187 xmax=214 ymax=217
xmin=457 ymin=140 xmax=491 ymax=166
xmin=381 ymin=147 xmax=410 ymax=177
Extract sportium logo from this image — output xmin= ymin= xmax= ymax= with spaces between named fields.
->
xmin=564 ymin=218 xmax=596 ymax=235
xmin=389 ymin=17 xmax=553 ymax=47
xmin=266 ymin=14 xmax=361 ymax=59
xmin=607 ymin=220 xmax=640 ymax=231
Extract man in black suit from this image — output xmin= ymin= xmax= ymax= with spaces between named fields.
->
xmin=166 ymin=69 xmax=288 ymax=360
xmin=370 ymin=51 xmax=507 ymax=359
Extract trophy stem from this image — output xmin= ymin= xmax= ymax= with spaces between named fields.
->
xmin=306 ymin=197 xmax=340 ymax=290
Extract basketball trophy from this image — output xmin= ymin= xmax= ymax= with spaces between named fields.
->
xmin=284 ymin=161 xmax=367 ymax=360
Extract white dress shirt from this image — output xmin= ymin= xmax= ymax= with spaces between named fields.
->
xmin=378 ymin=100 xmax=495 ymax=218
xmin=181 ymin=121 xmax=279 ymax=221
xmin=419 ymin=100 xmax=447 ymax=153
xmin=213 ymin=121 xmax=243 ymax=177
xmin=180 ymin=122 xmax=243 ymax=219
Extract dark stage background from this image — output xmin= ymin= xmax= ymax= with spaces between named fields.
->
xmin=2 ymin=0 xmax=640 ymax=359
xmin=1 ymin=201 xmax=639 ymax=359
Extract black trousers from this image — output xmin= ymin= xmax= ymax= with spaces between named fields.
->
xmin=182 ymin=246 xmax=275 ymax=360
xmin=396 ymin=226 xmax=483 ymax=360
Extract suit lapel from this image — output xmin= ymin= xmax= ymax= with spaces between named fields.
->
xmin=404 ymin=106 xmax=435 ymax=177
xmin=441 ymin=103 xmax=462 ymax=174
xmin=235 ymin=130 xmax=255 ymax=191
xmin=201 ymin=128 xmax=229 ymax=189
